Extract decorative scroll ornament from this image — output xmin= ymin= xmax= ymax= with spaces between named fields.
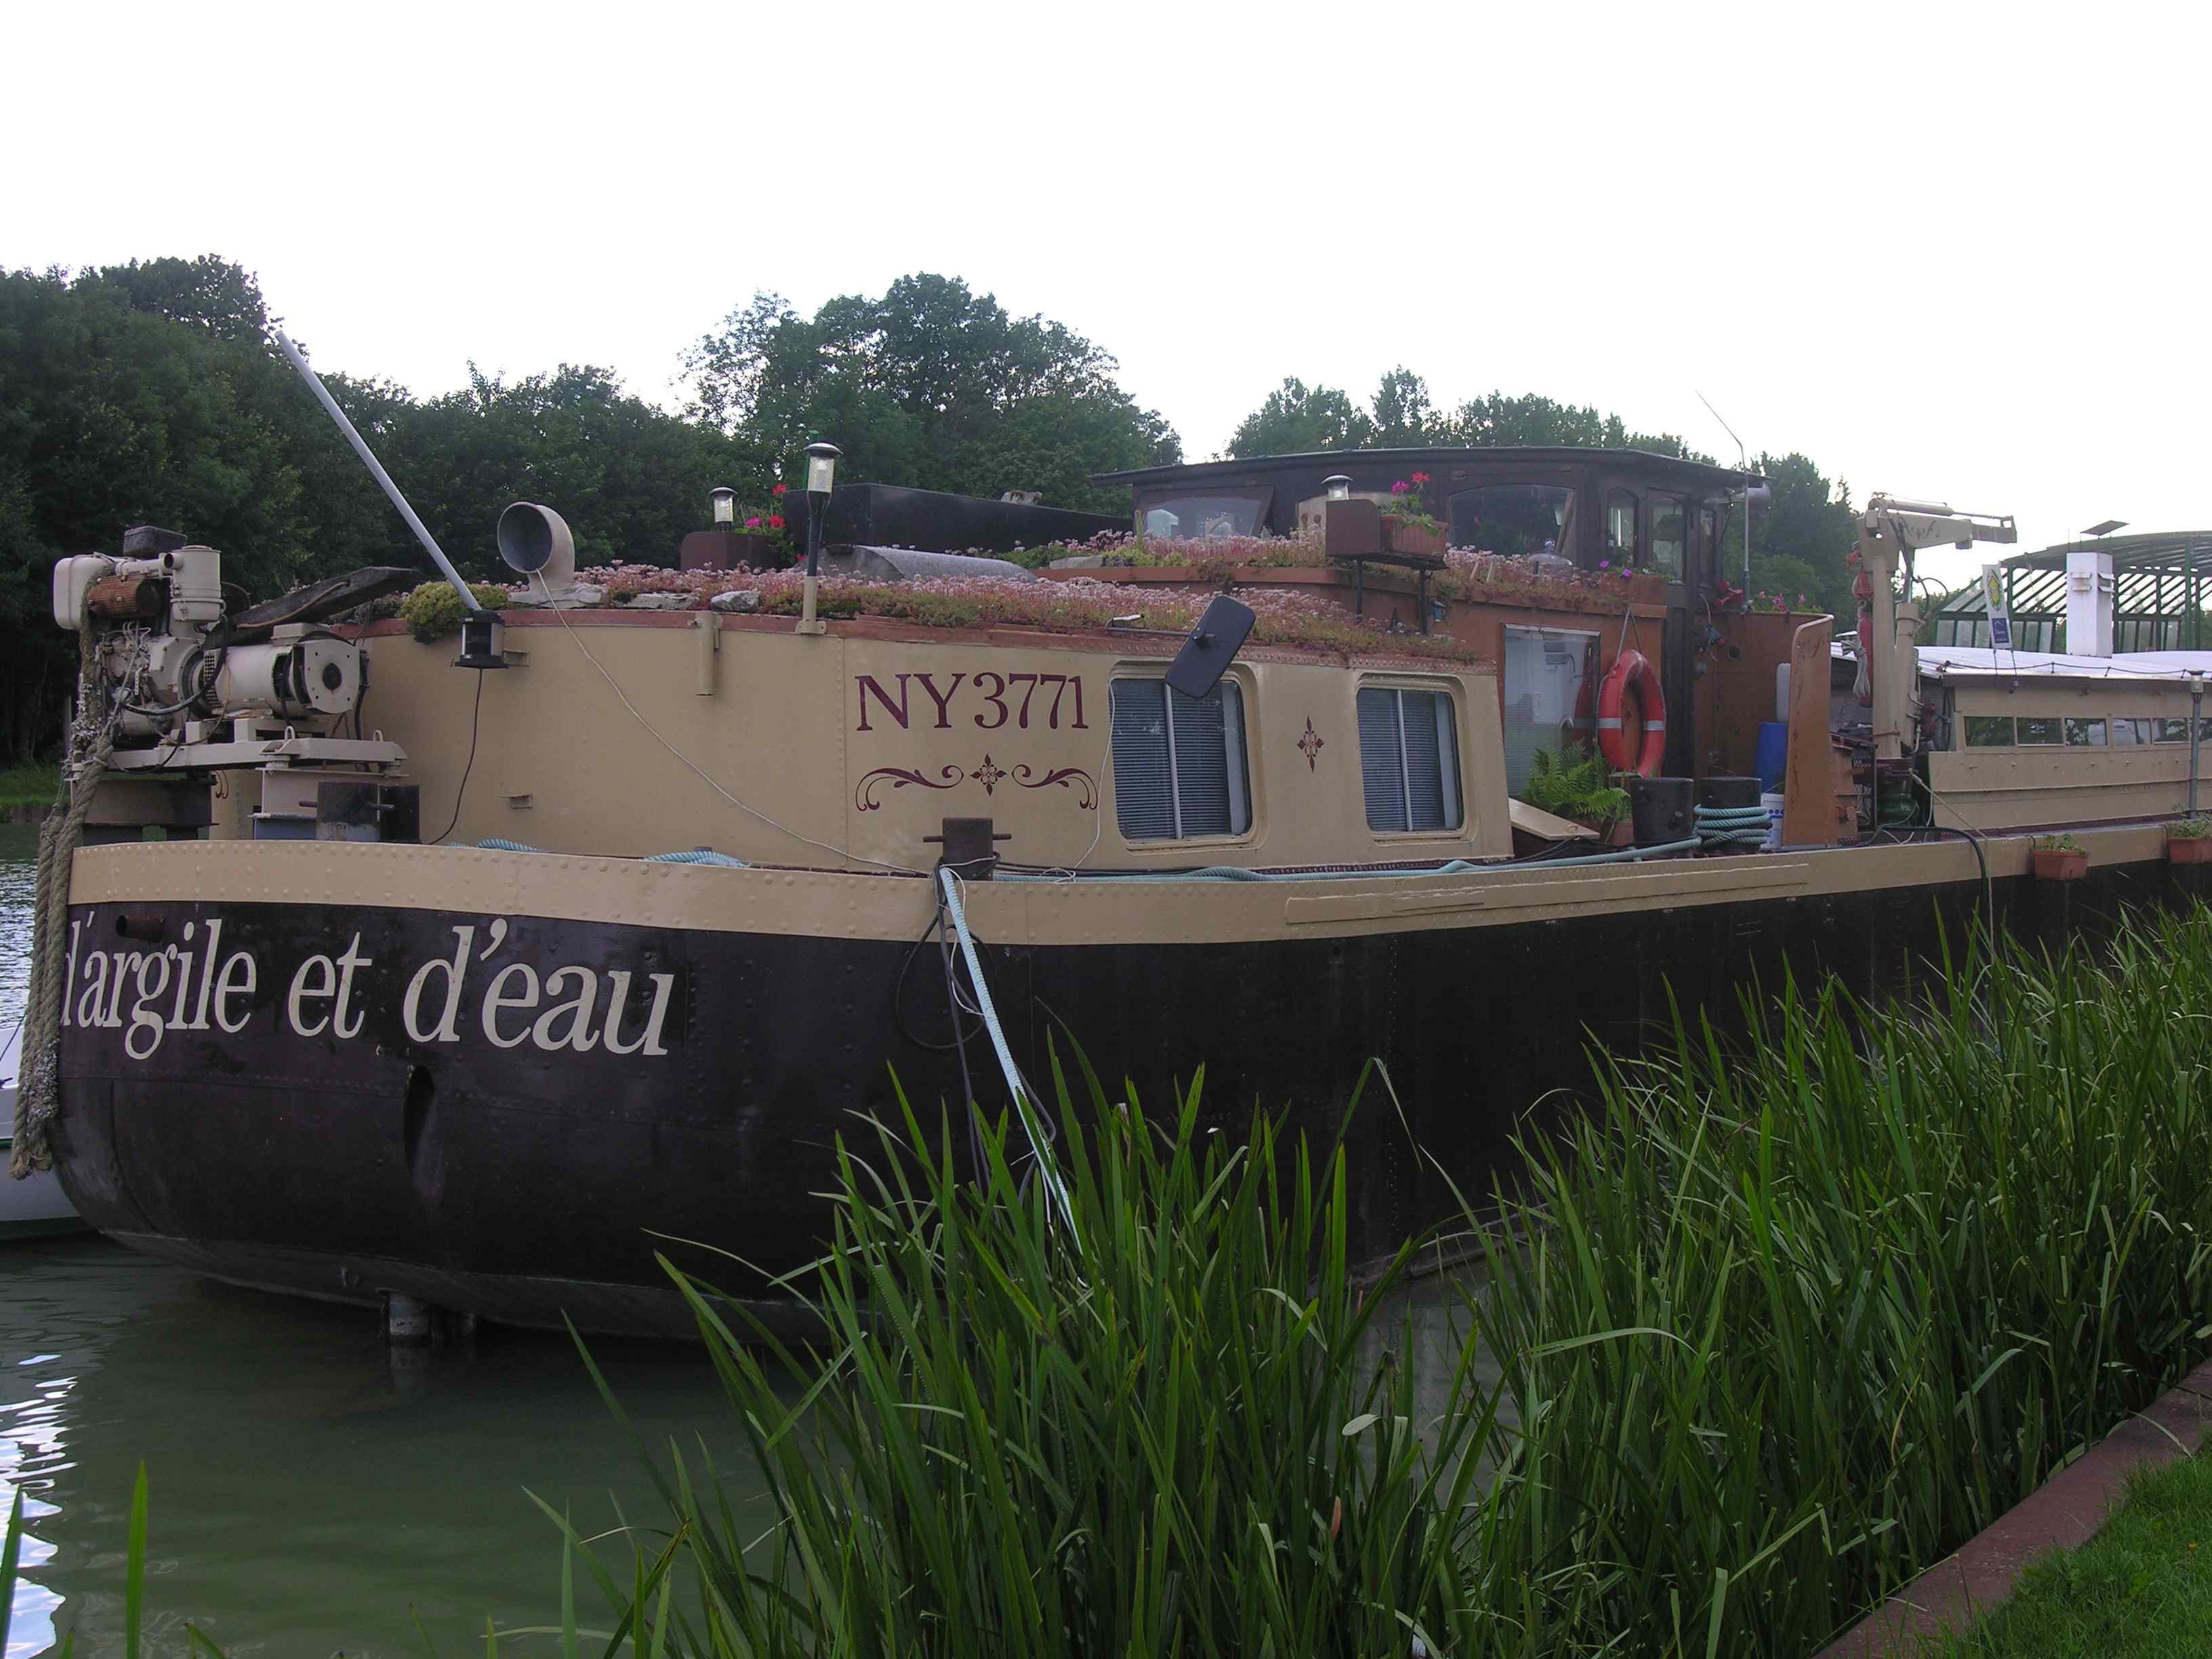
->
xmin=855 ymin=764 xmax=963 ymax=811
xmin=1012 ymin=764 xmax=1098 ymax=810
xmin=856 ymin=758 xmax=1097 ymax=812
xmin=1298 ymin=718 xmax=1326 ymax=771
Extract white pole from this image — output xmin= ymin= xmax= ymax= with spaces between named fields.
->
xmin=272 ymin=330 xmax=480 ymax=611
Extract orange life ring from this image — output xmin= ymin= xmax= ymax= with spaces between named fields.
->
xmin=1596 ymin=649 xmax=1667 ymax=777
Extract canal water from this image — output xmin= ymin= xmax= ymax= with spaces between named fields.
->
xmin=0 ymin=823 xmax=752 ymax=1656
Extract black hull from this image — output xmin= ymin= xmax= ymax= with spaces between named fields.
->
xmin=55 ymin=855 xmax=2205 ymax=1338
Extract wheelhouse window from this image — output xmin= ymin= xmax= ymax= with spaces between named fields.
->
xmin=2064 ymin=718 xmax=2107 ymax=747
xmin=2018 ymin=717 xmax=2063 ymax=745
xmin=1140 ymin=492 xmax=1269 ymax=540
xmin=2114 ymin=718 xmax=2154 ymax=745
xmin=1964 ymin=716 xmax=2014 ymax=747
xmin=2158 ymin=718 xmax=2194 ymax=743
xmin=1110 ymin=678 xmax=1251 ymax=840
xmin=1357 ymin=687 xmax=1462 ymax=833
xmin=1648 ymin=494 xmax=1686 ymax=583
xmin=1605 ymin=490 xmax=1638 ymax=566
xmin=1447 ymin=484 xmax=1574 ymax=560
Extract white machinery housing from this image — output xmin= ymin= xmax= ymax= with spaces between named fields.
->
xmin=52 ymin=535 xmax=405 ymax=780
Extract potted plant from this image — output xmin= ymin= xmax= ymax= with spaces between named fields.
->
xmin=2030 ymin=833 xmax=2088 ymax=881
xmin=2168 ymin=817 xmax=2212 ymax=863
xmin=731 ymin=483 xmax=793 ymax=567
xmin=1521 ymin=746 xmax=1633 ymax=846
xmin=1381 ymin=472 xmax=1445 ymax=559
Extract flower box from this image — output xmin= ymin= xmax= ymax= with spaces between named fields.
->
xmin=2032 ymin=848 xmax=2088 ymax=881
xmin=1381 ymin=514 xmax=1446 ymax=559
xmin=2167 ymin=836 xmax=2212 ymax=864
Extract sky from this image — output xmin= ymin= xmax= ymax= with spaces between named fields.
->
xmin=9 ymin=0 xmax=2208 ymax=588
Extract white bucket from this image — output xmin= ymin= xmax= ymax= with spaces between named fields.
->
xmin=1761 ymin=792 xmax=1786 ymax=851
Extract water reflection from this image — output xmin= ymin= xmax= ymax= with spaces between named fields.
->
xmin=3 ymin=823 xmax=36 ymax=1083
xmin=0 ymin=1238 xmax=752 ymax=1656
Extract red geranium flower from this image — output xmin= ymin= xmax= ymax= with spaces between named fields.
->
xmin=767 ymin=514 xmax=785 ymax=529
xmin=771 ymin=482 xmax=788 ymax=497
xmin=1411 ymin=470 xmax=1431 ymax=485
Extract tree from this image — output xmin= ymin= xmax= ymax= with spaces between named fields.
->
xmin=685 ymin=274 xmax=1179 ymax=514
xmin=1225 ymin=379 xmax=1375 ymax=458
xmin=1443 ymin=392 xmax=1697 ymax=457
xmin=0 ymin=264 xmax=319 ymax=760
xmin=1224 ymin=377 xmax=1704 ymax=461
xmin=0 ymin=256 xmax=773 ymax=760
xmin=1734 ymin=452 xmax=1858 ymax=617
xmin=1370 ymin=368 xmax=1445 ymax=448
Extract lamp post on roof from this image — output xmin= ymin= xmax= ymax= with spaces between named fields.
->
xmin=796 ymin=441 xmax=840 ymax=638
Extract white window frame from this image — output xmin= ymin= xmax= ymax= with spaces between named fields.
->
xmin=1357 ymin=679 xmax=1466 ymax=837
xmin=1109 ymin=672 xmax=1254 ymax=844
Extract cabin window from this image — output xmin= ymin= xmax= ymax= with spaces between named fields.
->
xmin=1963 ymin=716 xmax=2014 ymax=748
xmin=1357 ymin=687 xmax=1462 ymax=834
xmin=2114 ymin=718 xmax=2154 ymax=745
xmin=2159 ymin=718 xmax=2196 ymax=743
xmin=1140 ymin=491 xmax=1269 ymax=540
xmin=1605 ymin=491 xmax=1638 ymax=565
xmin=1648 ymin=495 xmax=1685 ymax=582
xmin=2064 ymin=718 xmax=2107 ymax=747
xmin=1110 ymin=678 xmax=1252 ymax=840
xmin=1447 ymin=484 xmax=1574 ymax=559
xmin=1502 ymin=626 xmax=1597 ymax=792
xmin=2017 ymin=717 xmax=2063 ymax=745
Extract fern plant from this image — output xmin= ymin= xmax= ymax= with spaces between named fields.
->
xmin=1520 ymin=744 xmax=1631 ymax=828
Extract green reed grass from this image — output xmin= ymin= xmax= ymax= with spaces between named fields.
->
xmin=552 ymin=1057 xmax=1570 ymax=1658
xmin=1473 ymin=911 xmax=2212 ymax=1653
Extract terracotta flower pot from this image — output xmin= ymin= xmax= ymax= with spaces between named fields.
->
xmin=1381 ymin=514 xmax=1446 ymax=558
xmin=2032 ymin=848 xmax=2088 ymax=881
xmin=2168 ymin=836 xmax=2212 ymax=864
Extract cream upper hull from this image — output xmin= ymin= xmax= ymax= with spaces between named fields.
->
xmin=68 ymin=819 xmax=2157 ymax=951
xmin=340 ymin=613 xmax=1512 ymax=873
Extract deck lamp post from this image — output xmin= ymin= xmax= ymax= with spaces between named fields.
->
xmin=797 ymin=441 xmax=840 ymax=637
xmin=709 ymin=485 xmax=736 ymax=525
xmin=1324 ymin=474 xmax=1352 ymax=501
xmin=2192 ymin=671 xmax=2204 ymax=815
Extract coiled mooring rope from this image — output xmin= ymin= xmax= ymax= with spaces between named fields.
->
xmin=13 ymin=631 xmax=119 ymax=1177
xmin=1696 ymin=803 xmax=1774 ymax=848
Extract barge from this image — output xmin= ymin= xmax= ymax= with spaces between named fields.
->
xmin=18 ymin=371 xmax=2212 ymax=1334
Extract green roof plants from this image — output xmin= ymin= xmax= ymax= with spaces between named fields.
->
xmin=396 ymin=581 xmax=513 ymax=644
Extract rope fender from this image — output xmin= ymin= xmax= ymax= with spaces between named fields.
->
xmin=14 ymin=630 xmax=119 ymax=1178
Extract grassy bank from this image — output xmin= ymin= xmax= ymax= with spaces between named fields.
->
xmin=1930 ymin=1450 xmax=2212 ymax=1656
xmin=0 ymin=764 xmax=57 ymax=811
xmin=563 ymin=912 xmax=2212 ymax=1658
